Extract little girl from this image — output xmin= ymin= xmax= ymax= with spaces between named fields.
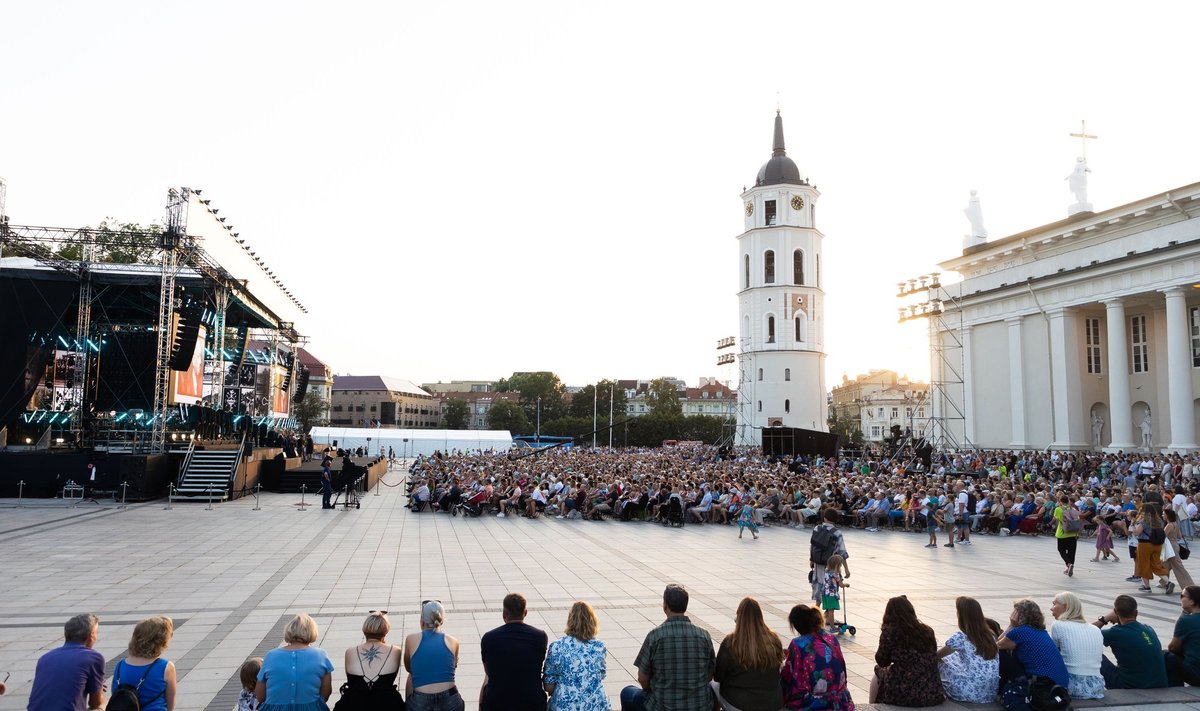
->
xmin=1091 ymin=518 xmax=1119 ymax=562
xmin=821 ymin=553 xmax=849 ymax=629
xmin=737 ymin=499 xmax=759 ymax=539
xmin=238 ymin=658 xmax=262 ymax=711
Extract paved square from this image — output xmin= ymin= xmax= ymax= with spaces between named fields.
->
xmin=0 ymin=469 xmax=1193 ymax=711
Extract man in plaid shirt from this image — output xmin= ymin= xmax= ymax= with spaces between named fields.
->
xmin=620 ymin=584 xmax=716 ymax=711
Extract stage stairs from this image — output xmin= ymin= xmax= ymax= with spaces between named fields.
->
xmin=175 ymin=443 xmax=243 ymax=502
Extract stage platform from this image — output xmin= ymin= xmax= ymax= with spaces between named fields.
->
xmin=271 ymin=456 xmax=388 ymax=494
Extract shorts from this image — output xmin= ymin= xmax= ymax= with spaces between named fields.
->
xmin=822 ymin=595 xmax=841 ymax=611
xmin=955 ymin=519 xmax=970 ymax=528
xmin=926 ymin=519 xmax=938 ymax=533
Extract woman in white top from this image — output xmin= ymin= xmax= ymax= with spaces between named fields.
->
xmin=1049 ymin=592 xmax=1105 ymax=700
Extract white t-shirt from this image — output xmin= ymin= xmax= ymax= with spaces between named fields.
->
xmin=1050 ymin=620 xmax=1103 ymax=677
xmin=956 ymin=491 xmax=969 ymax=515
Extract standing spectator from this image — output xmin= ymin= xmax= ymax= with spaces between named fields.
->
xmin=620 ymin=584 xmax=715 ymax=711
xmin=780 ymin=603 xmax=854 ymax=711
xmin=1166 ymin=585 xmax=1200 ymax=686
xmin=1093 ymin=594 xmax=1168 ymax=689
xmin=1054 ymin=495 xmax=1081 ymax=577
xmin=110 ymin=616 xmax=176 ymax=711
xmin=937 ymin=597 xmax=999 ymax=704
xmin=1164 ymin=509 xmax=1194 ymax=588
xmin=404 ymin=601 xmax=463 ymax=711
xmin=480 ymin=593 xmax=548 ymax=711
xmin=1048 ymin=592 xmax=1105 ymax=700
xmin=1132 ymin=508 xmax=1173 ymax=593
xmin=712 ymin=598 xmax=785 ymax=711
xmin=810 ymin=509 xmax=847 ymax=604
xmin=869 ymin=596 xmax=944 ymax=706
xmin=321 ymin=461 xmax=333 ymax=510
xmin=542 ymin=601 xmax=608 ymax=711
xmin=255 ymin=614 xmax=334 ymax=711
xmin=27 ymin=613 xmax=106 ymax=711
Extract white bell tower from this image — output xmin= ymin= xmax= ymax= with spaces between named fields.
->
xmin=736 ymin=111 xmax=827 ymax=444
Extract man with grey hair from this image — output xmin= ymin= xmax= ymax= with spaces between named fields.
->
xmin=27 ymin=613 xmax=106 ymax=711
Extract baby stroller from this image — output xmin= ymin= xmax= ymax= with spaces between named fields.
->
xmin=458 ymin=488 xmax=488 ymax=517
xmin=662 ymin=496 xmax=685 ymax=528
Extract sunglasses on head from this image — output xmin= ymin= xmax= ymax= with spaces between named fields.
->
xmin=422 ymin=599 xmax=442 ymax=606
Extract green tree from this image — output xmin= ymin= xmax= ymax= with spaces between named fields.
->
xmin=293 ymin=391 xmax=328 ymax=433
xmin=486 ymin=399 xmax=530 ymax=434
xmin=827 ymin=408 xmax=862 ymax=447
xmin=644 ymin=378 xmax=682 ymax=416
xmin=443 ymin=399 xmax=470 ymax=429
xmin=568 ymin=379 xmax=628 ymax=419
xmin=55 ymin=219 xmax=162 ymax=264
xmin=494 ymin=371 xmax=567 ymax=425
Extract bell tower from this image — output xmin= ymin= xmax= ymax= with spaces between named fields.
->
xmin=736 ymin=112 xmax=827 ymax=443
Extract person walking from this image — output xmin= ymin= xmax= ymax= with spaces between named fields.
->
xmin=321 ymin=461 xmax=333 ymax=510
xmin=810 ymin=509 xmax=847 ymax=604
xmin=1054 ymin=495 xmax=1081 ymax=577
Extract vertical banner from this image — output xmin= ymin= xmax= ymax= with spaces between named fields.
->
xmin=170 ymin=325 xmax=206 ymax=405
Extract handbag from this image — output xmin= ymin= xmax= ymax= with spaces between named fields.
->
xmin=1182 ymin=540 xmax=1191 ymax=560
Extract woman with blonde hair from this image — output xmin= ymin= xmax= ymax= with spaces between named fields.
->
xmin=713 ymin=597 xmax=785 ymax=711
xmin=111 ymin=616 xmax=177 ymax=711
xmin=333 ymin=611 xmax=404 ymax=711
xmin=256 ymin=614 xmax=335 ymax=711
xmin=1048 ymin=592 xmax=1104 ymax=700
xmin=542 ymin=600 xmax=608 ymax=710
xmin=937 ymin=597 xmax=998 ymax=703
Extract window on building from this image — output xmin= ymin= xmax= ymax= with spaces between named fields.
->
xmin=744 ymin=254 xmax=750 ymax=289
xmin=1192 ymin=307 xmax=1200 ymax=367
xmin=891 ymin=407 xmax=899 ymax=419
xmin=757 ymin=367 xmax=763 ymax=381
xmin=757 ymin=400 xmax=762 ymax=412
xmin=333 ymin=405 xmax=343 ymax=412
xmin=878 ymin=407 xmax=884 ymax=418
xmin=764 ymin=250 xmax=775 ymax=283
xmin=872 ymin=426 xmax=881 ymax=438
xmin=793 ymin=249 xmax=804 ymax=285
xmin=1085 ymin=317 xmax=1103 ymax=374
xmin=917 ymin=408 xmax=925 ymax=418
xmin=784 ymin=368 xmax=791 ymax=381
xmin=1131 ymin=314 xmax=1149 ymax=373
xmin=795 ymin=313 xmax=807 ymax=342
xmin=765 ymin=200 xmax=777 ymax=225
xmin=766 ymin=316 xmax=775 ymax=343
xmin=784 ymin=399 xmax=790 ymax=413
xmin=370 ymin=405 xmax=377 ymax=412
xmin=905 ymin=407 xmax=912 ymax=417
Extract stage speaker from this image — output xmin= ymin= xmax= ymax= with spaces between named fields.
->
xmin=168 ymin=302 xmax=205 ymax=371
xmin=281 ymin=353 xmax=295 ymax=392
xmin=292 ymin=365 xmax=310 ymax=403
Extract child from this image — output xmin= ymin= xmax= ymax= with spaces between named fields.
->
xmin=737 ymin=499 xmax=759 ymax=539
xmin=924 ymin=490 xmax=941 ymax=548
xmin=822 ymin=553 xmax=849 ymax=629
xmin=1091 ymin=517 xmax=1119 ymax=562
xmin=238 ymin=657 xmax=262 ymax=711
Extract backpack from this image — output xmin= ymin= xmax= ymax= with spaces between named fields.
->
xmin=107 ymin=659 xmax=164 ymax=711
xmin=1063 ymin=507 xmax=1083 ymax=534
xmin=1027 ymin=675 xmax=1071 ymax=711
xmin=810 ymin=525 xmax=838 ymax=565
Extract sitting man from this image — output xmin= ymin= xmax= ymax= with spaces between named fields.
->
xmin=687 ymin=485 xmax=713 ymax=523
xmin=1093 ymin=594 xmax=1168 ymax=689
xmin=1166 ymin=585 xmax=1200 ymax=686
xmin=621 ymin=584 xmax=715 ymax=711
xmin=864 ymin=491 xmax=891 ymax=532
xmin=28 ymin=613 xmax=107 ymax=711
xmin=480 ymin=593 xmax=548 ymax=711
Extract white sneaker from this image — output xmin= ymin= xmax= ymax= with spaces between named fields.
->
xmin=556 ymin=515 xmax=564 ymax=519
xmin=960 ymin=540 xmax=972 ymax=545
xmin=497 ymin=513 xmax=506 ymax=518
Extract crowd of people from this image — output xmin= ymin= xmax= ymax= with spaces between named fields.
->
xmin=23 ymin=582 xmax=1200 ymax=711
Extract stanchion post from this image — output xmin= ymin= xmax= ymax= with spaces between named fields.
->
xmin=17 ymin=480 xmax=25 ymax=508
xmin=164 ymin=483 xmax=174 ymax=510
xmin=119 ymin=482 xmax=129 ymax=510
xmin=342 ymin=485 xmax=348 ymax=509
xmin=374 ymin=472 xmax=381 ymax=496
xmin=299 ymin=484 xmax=307 ymax=512
xmin=205 ymin=484 xmax=213 ymax=511
xmin=253 ymin=483 xmax=261 ymax=511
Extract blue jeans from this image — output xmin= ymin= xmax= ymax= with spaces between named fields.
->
xmin=407 ymin=687 xmax=465 ymax=711
xmin=620 ymin=686 xmax=647 ymax=711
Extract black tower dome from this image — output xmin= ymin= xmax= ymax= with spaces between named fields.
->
xmin=755 ymin=111 xmax=806 ymax=187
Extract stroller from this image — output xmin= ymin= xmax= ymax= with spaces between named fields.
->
xmin=458 ymin=488 xmax=488 ymax=517
xmin=662 ymin=496 xmax=685 ymax=528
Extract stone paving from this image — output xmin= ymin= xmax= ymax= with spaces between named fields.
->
xmin=0 ymin=466 xmax=1197 ymax=711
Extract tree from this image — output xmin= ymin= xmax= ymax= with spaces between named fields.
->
xmin=293 ymin=391 xmax=328 ymax=433
xmin=827 ymin=408 xmax=863 ymax=448
xmin=644 ymin=378 xmax=682 ymax=416
xmin=54 ymin=218 xmax=162 ymax=264
xmin=442 ymin=399 xmax=470 ymax=429
xmin=486 ymin=399 xmax=530 ymax=434
xmin=494 ymin=371 xmax=567 ymax=425
xmin=568 ymin=379 xmax=629 ymax=420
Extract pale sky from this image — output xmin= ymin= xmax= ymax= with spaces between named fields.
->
xmin=5 ymin=1 xmax=1200 ymax=390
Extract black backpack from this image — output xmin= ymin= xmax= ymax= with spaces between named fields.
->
xmin=106 ymin=659 xmax=164 ymax=711
xmin=810 ymin=525 xmax=838 ymax=565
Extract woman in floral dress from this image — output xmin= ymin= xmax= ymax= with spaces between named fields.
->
xmin=870 ymin=596 xmax=944 ymax=706
xmin=780 ymin=604 xmax=854 ymax=711
xmin=937 ymin=596 xmax=1000 ymax=703
xmin=542 ymin=601 xmax=608 ymax=711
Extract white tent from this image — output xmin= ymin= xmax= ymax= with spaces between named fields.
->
xmin=308 ymin=427 xmax=513 ymax=458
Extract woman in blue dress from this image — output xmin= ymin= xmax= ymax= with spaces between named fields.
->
xmin=256 ymin=614 xmax=335 ymax=711
xmin=542 ymin=601 xmax=608 ymax=711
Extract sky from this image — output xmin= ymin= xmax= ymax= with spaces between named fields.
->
xmin=5 ymin=1 xmax=1200 ymax=390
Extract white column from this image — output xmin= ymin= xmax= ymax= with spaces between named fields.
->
xmin=1103 ymin=298 xmax=1136 ymax=450
xmin=1048 ymin=308 xmax=1084 ymax=448
xmin=962 ymin=325 xmax=975 ymax=446
xmin=1007 ymin=316 xmax=1027 ymax=447
xmin=1162 ymin=287 xmax=1199 ymax=451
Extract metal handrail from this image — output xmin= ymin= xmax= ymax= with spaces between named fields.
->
xmin=176 ymin=438 xmax=197 ymax=487
xmin=224 ymin=430 xmax=248 ymax=494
